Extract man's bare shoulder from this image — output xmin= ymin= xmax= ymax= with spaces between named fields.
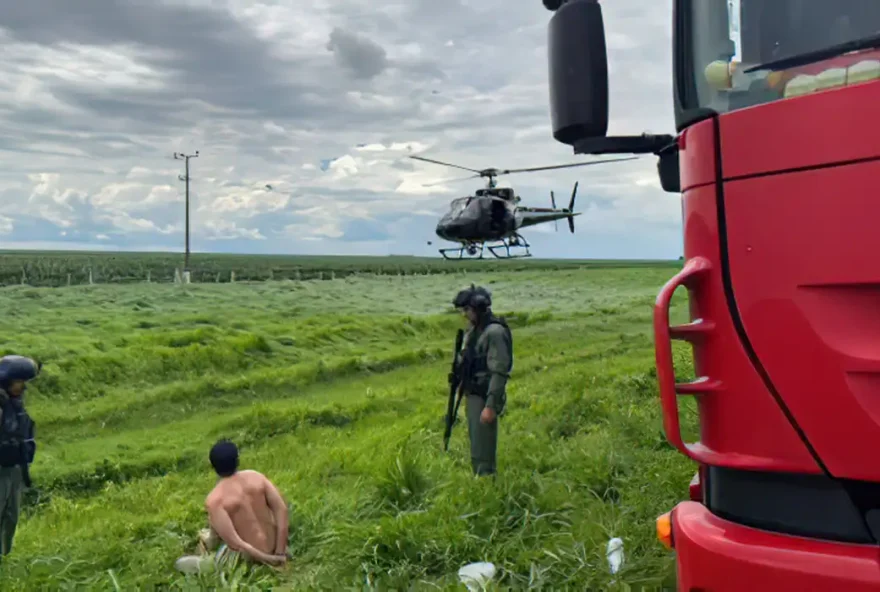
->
xmin=238 ymin=469 xmax=271 ymax=483
xmin=205 ymin=487 xmax=224 ymax=510
xmin=239 ymin=469 xmax=282 ymax=492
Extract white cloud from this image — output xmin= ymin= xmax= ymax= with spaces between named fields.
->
xmin=0 ymin=0 xmax=679 ymax=258
xmin=202 ymin=219 xmax=266 ymax=240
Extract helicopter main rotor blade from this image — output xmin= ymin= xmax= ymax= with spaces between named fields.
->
xmin=409 ymin=155 xmax=483 ymax=174
xmin=421 ymin=174 xmax=483 ymax=187
xmin=499 ymin=156 xmax=639 ymax=174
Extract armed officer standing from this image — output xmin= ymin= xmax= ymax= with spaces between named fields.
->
xmin=453 ymin=285 xmax=513 ymax=476
xmin=0 ymin=355 xmax=40 ymax=560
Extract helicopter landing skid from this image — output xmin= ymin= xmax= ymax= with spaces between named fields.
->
xmin=439 ymin=235 xmax=532 ymax=260
xmin=439 ymin=243 xmax=485 ymax=260
xmin=487 ymin=234 xmax=532 ymax=259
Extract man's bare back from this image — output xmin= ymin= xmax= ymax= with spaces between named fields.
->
xmin=203 ymin=441 xmax=288 ymax=566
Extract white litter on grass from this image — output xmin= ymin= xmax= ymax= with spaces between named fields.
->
xmin=607 ymin=537 xmax=624 ymax=577
xmin=174 ymin=555 xmax=213 ymax=574
xmin=458 ymin=561 xmax=496 ymax=591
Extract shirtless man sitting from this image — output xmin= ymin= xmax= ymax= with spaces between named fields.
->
xmin=175 ymin=440 xmax=288 ymax=573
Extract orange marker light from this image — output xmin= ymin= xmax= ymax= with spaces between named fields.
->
xmin=656 ymin=512 xmax=673 ymax=549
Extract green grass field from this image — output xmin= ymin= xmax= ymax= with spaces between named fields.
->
xmin=0 ymin=263 xmax=697 ymax=590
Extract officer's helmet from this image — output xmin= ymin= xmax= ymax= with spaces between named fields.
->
xmin=453 ymin=284 xmax=492 ymax=310
xmin=0 ymin=355 xmax=40 ymax=388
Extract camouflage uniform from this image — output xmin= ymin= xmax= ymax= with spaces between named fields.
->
xmin=0 ymin=462 xmax=23 ymax=558
xmin=454 ymin=286 xmax=513 ymax=476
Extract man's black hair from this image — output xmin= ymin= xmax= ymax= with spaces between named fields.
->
xmin=209 ymin=439 xmax=239 ymax=477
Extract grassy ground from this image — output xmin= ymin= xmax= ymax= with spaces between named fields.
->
xmin=0 ymin=267 xmax=696 ymax=590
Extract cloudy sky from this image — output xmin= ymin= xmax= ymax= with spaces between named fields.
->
xmin=0 ymin=0 xmax=681 ymax=259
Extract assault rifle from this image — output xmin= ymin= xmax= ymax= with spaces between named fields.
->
xmin=443 ymin=329 xmax=465 ymax=451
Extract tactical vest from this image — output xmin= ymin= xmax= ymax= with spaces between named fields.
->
xmin=0 ymin=398 xmax=35 ymax=468
xmin=460 ymin=316 xmax=513 ymax=398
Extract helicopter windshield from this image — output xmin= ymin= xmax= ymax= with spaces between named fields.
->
xmin=448 ymin=197 xmax=471 ymax=217
xmin=442 ymin=197 xmax=484 ymax=224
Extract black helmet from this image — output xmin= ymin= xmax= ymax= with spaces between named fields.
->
xmin=453 ymin=284 xmax=492 ymax=310
xmin=0 ymin=355 xmax=40 ymax=388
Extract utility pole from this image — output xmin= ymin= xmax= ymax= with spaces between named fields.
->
xmin=174 ymin=150 xmax=199 ymax=279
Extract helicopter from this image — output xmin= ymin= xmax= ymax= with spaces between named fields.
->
xmin=410 ymin=155 xmax=638 ymax=259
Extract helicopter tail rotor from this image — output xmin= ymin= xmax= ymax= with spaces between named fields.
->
xmin=550 ymin=190 xmax=558 ymax=231
xmin=566 ymin=182 xmax=578 ymax=234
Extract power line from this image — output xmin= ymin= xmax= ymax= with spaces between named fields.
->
xmin=174 ymin=150 xmax=199 ymax=275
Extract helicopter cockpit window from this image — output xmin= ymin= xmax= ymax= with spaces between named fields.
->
xmin=465 ymin=198 xmax=483 ymax=218
xmin=446 ymin=197 xmax=482 ymax=221
xmin=449 ymin=197 xmax=470 ymax=216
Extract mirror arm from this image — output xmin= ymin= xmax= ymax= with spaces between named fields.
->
xmin=572 ymin=133 xmax=676 ymax=156
xmin=573 ymin=133 xmax=681 ymax=194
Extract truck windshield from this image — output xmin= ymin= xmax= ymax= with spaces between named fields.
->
xmin=688 ymin=0 xmax=880 ymax=114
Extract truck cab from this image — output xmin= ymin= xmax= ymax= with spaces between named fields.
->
xmin=542 ymin=1 xmax=880 ymax=589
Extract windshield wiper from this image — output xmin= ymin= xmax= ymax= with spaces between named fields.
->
xmin=744 ymin=31 xmax=880 ymax=73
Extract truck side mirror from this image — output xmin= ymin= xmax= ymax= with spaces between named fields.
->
xmin=548 ymin=0 xmax=609 ymax=146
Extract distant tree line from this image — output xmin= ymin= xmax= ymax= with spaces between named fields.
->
xmin=0 ymin=251 xmax=681 ymax=287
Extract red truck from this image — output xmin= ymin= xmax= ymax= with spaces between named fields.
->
xmin=542 ymin=0 xmax=880 ymax=589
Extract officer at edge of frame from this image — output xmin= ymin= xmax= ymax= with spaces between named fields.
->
xmin=0 ymin=354 xmax=40 ymax=561
xmin=453 ymin=284 xmax=513 ymax=476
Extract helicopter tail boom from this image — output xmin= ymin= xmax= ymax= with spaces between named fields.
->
xmin=517 ymin=210 xmax=582 ymax=230
xmin=517 ymin=181 xmax=581 ymax=233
